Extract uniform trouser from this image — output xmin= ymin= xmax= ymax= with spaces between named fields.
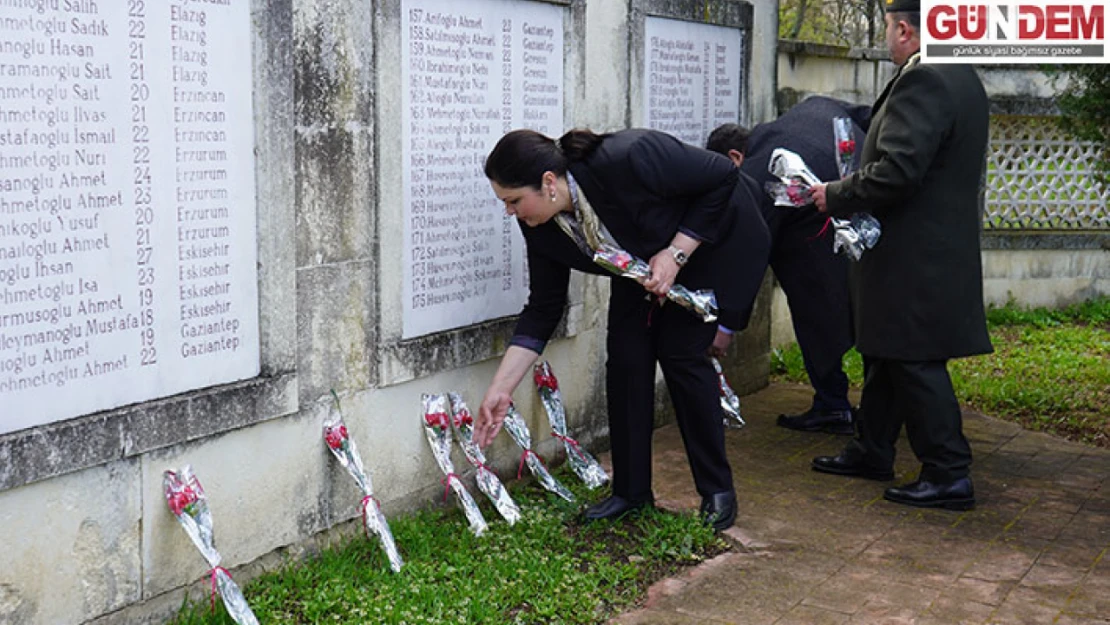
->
xmin=605 ymin=279 xmax=733 ymax=502
xmin=767 ymin=211 xmax=854 ymax=412
xmin=847 ymin=356 xmax=973 ymax=482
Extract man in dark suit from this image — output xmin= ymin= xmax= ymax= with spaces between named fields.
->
xmin=809 ymin=0 xmax=992 ymax=510
xmin=707 ymin=97 xmax=869 ymax=435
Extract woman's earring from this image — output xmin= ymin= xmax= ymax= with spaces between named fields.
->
xmin=550 ymin=193 xmax=556 ymax=202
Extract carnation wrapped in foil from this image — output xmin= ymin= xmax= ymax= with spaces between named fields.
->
xmin=831 ymin=213 xmax=882 ymax=261
xmin=711 ymin=357 xmax=745 ymax=429
xmin=323 ymin=391 xmax=403 ymax=572
xmin=832 ymin=117 xmax=857 ymax=180
xmin=764 ymin=180 xmax=814 ymax=208
xmin=533 ymin=362 xmax=609 ymax=489
xmin=554 ymin=173 xmax=718 ymax=323
xmin=767 ymin=148 xmax=882 ymax=261
xmin=593 ymin=244 xmax=718 ymax=322
xmin=162 ymin=466 xmax=260 ymax=625
xmin=447 ymin=392 xmax=521 ymax=525
xmin=422 ymin=393 xmax=488 ymax=536
xmin=503 ymin=404 xmax=575 ymax=502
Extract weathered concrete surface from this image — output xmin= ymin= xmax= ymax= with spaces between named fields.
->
xmin=612 ymin=383 xmax=1110 ymax=625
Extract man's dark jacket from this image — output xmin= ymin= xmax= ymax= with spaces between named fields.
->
xmin=512 ymin=129 xmax=770 ymax=348
xmin=826 ymin=57 xmax=992 ymax=360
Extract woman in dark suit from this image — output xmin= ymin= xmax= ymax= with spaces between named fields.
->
xmin=473 ymin=128 xmax=770 ymax=530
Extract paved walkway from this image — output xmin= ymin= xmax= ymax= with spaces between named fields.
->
xmin=610 ymin=383 xmax=1110 ymax=625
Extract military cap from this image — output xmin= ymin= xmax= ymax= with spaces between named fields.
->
xmin=884 ymin=0 xmax=919 ymax=12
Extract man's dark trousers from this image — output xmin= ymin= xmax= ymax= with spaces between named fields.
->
xmin=848 ymin=356 xmax=972 ymax=481
xmin=766 ymin=208 xmax=853 ymax=413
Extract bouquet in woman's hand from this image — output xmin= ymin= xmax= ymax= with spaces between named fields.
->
xmin=528 ymin=361 xmax=608 ymax=488
xmin=833 ymin=117 xmax=857 ymax=180
xmin=162 ymin=467 xmax=259 ymax=625
xmin=554 ymin=172 xmax=718 ymax=323
xmin=503 ymin=404 xmax=575 ymax=502
xmin=712 ymin=357 xmax=745 ymax=429
xmin=447 ymin=392 xmax=521 ymax=524
xmin=323 ymin=391 xmax=403 ymax=572
xmin=422 ymin=393 xmax=488 ymax=536
xmin=533 ymin=362 xmax=609 ymax=488
xmin=593 ymin=244 xmax=718 ymax=322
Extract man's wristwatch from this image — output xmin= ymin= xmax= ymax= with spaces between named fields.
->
xmin=667 ymin=245 xmax=688 ymax=267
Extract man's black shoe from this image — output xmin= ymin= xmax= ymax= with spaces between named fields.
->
xmin=700 ymin=490 xmax=737 ymax=531
xmin=584 ymin=495 xmax=653 ymax=521
xmin=777 ymin=408 xmax=854 ymax=435
xmin=884 ymin=477 xmax=975 ymax=511
xmin=811 ymin=453 xmax=894 ymax=481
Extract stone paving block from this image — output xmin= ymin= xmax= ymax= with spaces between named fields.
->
xmin=946 ymin=576 xmax=1017 ymax=606
xmin=1053 ymin=614 xmax=1110 ymax=625
xmin=799 ymin=568 xmax=880 ymax=614
xmin=1064 ymin=572 xmax=1110 ymax=617
xmin=850 ymin=600 xmax=918 ymax=624
xmin=1037 ymin=542 xmax=1106 ymax=569
xmin=986 ymin=586 xmax=1066 ymax=624
xmin=962 ymin=543 xmax=1040 ymax=582
xmin=921 ymin=595 xmax=996 ymax=624
xmin=773 ymin=604 xmax=851 ymax=625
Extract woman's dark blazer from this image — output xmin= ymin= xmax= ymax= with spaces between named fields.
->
xmin=511 ymin=129 xmax=770 ymax=352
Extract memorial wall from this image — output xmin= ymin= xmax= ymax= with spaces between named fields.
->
xmin=400 ymin=0 xmax=563 ymax=338
xmin=642 ymin=16 xmax=744 ymax=146
xmin=0 ymin=0 xmax=260 ymax=434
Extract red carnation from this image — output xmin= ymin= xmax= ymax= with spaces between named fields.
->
xmin=325 ymin=424 xmax=348 ymax=450
xmin=534 ymin=372 xmax=559 ymax=391
xmin=453 ymin=408 xmax=474 ymax=428
xmin=425 ymin=412 xmax=449 ymax=430
xmin=168 ymin=487 xmax=197 ymax=517
xmin=838 ymin=139 xmax=855 ymax=155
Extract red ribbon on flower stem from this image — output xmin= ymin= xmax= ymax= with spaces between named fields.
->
xmin=808 ymin=216 xmax=832 ymax=241
xmin=207 ymin=566 xmax=231 ymax=614
xmin=551 ymin=431 xmax=589 ymax=462
xmin=359 ymin=495 xmax=382 ymax=539
xmin=441 ymin=473 xmax=461 ymax=502
xmin=517 ymin=449 xmax=549 ymax=479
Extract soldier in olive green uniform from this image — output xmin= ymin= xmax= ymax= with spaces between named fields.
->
xmin=808 ymin=0 xmax=991 ymax=510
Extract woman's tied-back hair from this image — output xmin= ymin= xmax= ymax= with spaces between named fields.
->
xmin=484 ymin=128 xmax=608 ymax=189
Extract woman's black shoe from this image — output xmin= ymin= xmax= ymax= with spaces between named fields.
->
xmin=583 ymin=495 xmax=653 ymax=521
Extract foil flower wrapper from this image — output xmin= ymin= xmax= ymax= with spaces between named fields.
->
xmin=764 ymin=180 xmax=814 ymax=208
xmin=553 ymin=172 xmax=718 ymax=323
xmin=831 ymin=213 xmax=882 ymax=261
xmin=323 ymin=392 xmax=403 ymax=572
xmin=593 ymin=244 xmax=719 ymax=323
xmin=447 ymin=392 xmax=521 ymax=524
xmin=533 ymin=362 xmax=609 ymax=489
xmin=711 ymin=357 xmax=745 ymax=429
xmin=833 ymin=117 xmax=857 ymax=180
xmin=422 ymin=394 xmax=488 ymax=536
xmin=162 ymin=467 xmax=259 ymax=625
xmin=504 ymin=404 xmax=575 ymax=502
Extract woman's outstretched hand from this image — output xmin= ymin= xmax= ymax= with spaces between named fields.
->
xmin=476 ymin=388 xmax=513 ymax=448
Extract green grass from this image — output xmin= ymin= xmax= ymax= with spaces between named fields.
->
xmin=771 ymin=297 xmax=1110 ymax=447
xmin=169 ymin=470 xmax=726 ymax=625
